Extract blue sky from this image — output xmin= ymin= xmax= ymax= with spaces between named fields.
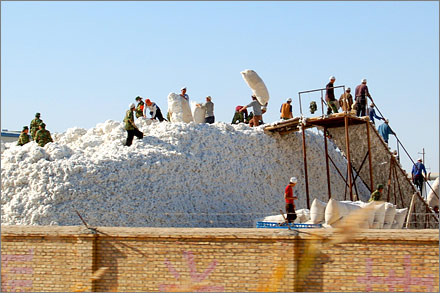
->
xmin=1 ymin=1 xmax=438 ymax=174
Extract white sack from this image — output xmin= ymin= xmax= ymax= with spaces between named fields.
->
xmin=294 ymin=209 xmax=310 ymax=223
xmin=383 ymin=202 xmax=397 ymax=229
xmin=191 ymin=102 xmax=206 ymax=124
xmin=325 ymin=198 xmax=343 ymax=225
xmin=372 ymin=203 xmax=386 ymax=229
xmin=167 ymin=92 xmax=193 ymax=123
xmin=262 ymin=214 xmax=285 ymax=223
xmin=310 ymin=198 xmax=326 ymax=224
xmin=240 ymin=69 xmax=270 ymax=105
xmin=427 ymin=177 xmax=439 ymax=208
xmin=341 ymin=200 xmax=368 ymax=228
xmin=391 ymin=208 xmax=408 ymax=229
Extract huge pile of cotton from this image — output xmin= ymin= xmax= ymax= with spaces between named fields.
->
xmin=1 ymin=118 xmax=369 ymax=227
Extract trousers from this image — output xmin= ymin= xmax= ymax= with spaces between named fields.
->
xmin=125 ymin=129 xmax=143 ymax=146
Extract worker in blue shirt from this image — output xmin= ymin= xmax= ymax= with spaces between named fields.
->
xmin=367 ymin=103 xmax=384 ymax=125
xmin=378 ymin=119 xmax=395 ymax=144
xmin=412 ymin=158 xmax=427 ymax=194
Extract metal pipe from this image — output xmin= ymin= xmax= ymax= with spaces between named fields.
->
xmin=301 ymin=124 xmax=310 ymax=209
xmin=298 ymin=92 xmax=303 ymax=116
xmin=387 ymin=157 xmax=393 ymax=202
xmin=365 ymin=121 xmax=375 ymax=191
xmin=323 ymin=127 xmax=331 ymax=199
xmin=344 ymin=115 xmax=353 ymax=201
xmin=298 ymin=85 xmax=346 ymax=95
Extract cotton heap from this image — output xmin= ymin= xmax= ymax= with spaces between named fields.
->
xmin=1 ymin=119 xmax=369 ymax=227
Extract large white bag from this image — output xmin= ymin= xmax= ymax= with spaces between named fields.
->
xmin=310 ymin=198 xmax=326 ymax=224
xmin=191 ymin=101 xmax=206 ymax=124
xmin=372 ymin=203 xmax=386 ymax=229
xmin=240 ymin=69 xmax=270 ymax=105
xmin=294 ymin=209 xmax=310 ymax=223
xmin=427 ymin=177 xmax=439 ymax=208
xmin=391 ymin=208 xmax=408 ymax=229
xmin=262 ymin=214 xmax=285 ymax=223
xmin=167 ymin=92 xmax=193 ymax=123
xmin=383 ymin=203 xmax=397 ymax=229
xmin=325 ymin=199 xmax=362 ymax=226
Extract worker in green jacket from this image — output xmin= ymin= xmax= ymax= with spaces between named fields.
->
xmin=124 ymin=103 xmax=144 ymax=146
xmin=30 ymin=112 xmax=43 ymax=140
xmin=369 ymin=184 xmax=384 ymax=202
xmin=17 ymin=126 xmax=31 ymax=146
xmin=135 ymin=96 xmax=145 ymax=118
xmin=34 ymin=123 xmax=53 ymax=147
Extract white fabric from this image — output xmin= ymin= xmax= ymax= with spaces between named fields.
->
xmin=427 ymin=177 xmax=439 ymax=208
xmin=372 ymin=203 xmax=386 ymax=229
xmin=310 ymin=198 xmax=326 ymax=224
xmin=391 ymin=208 xmax=408 ymax=229
xmin=191 ymin=102 xmax=206 ymax=124
xmin=240 ymin=69 xmax=270 ymax=105
xmin=325 ymin=198 xmax=342 ymax=225
xmin=167 ymin=92 xmax=193 ymax=123
xmin=294 ymin=209 xmax=310 ymax=223
xmin=383 ymin=202 xmax=397 ymax=229
xmin=262 ymin=214 xmax=285 ymax=223
xmin=143 ymin=103 xmax=158 ymax=118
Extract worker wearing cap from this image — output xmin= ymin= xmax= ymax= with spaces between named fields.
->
xmin=196 ymin=96 xmax=215 ymax=124
xmin=135 ymin=96 xmax=145 ymax=118
xmin=411 ymin=158 xmax=427 ymax=194
xmin=339 ymin=87 xmax=353 ymax=112
xmin=30 ymin=112 xmax=43 ymax=140
xmin=180 ymin=87 xmax=189 ymax=101
xmin=367 ymin=103 xmax=384 ymax=125
xmin=280 ymin=98 xmax=293 ymax=120
xmin=239 ymin=95 xmax=263 ymax=127
xmin=17 ymin=126 xmax=30 ymax=146
xmin=355 ymin=78 xmax=372 ymax=117
xmin=378 ymin=119 xmax=395 ymax=144
xmin=284 ymin=177 xmax=298 ymax=223
xmin=144 ymin=99 xmax=165 ymax=122
xmin=34 ymin=123 xmax=53 ymax=147
xmin=369 ymin=184 xmax=384 ymax=202
xmin=124 ymin=103 xmax=144 ymax=146
xmin=326 ymin=76 xmax=339 ymax=115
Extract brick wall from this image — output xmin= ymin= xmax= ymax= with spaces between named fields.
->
xmin=1 ymin=226 xmax=438 ymax=292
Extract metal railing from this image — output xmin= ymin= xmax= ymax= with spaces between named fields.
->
xmin=298 ymin=85 xmax=346 ymax=116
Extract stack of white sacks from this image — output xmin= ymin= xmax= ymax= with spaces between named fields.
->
xmin=262 ymin=198 xmax=408 ymax=229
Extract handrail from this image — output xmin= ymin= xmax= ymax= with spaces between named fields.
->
xmin=298 ymin=85 xmax=346 ymax=116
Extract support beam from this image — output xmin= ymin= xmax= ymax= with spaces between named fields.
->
xmin=323 ymin=127 xmax=331 ymax=199
xmin=365 ymin=121 xmax=375 ymax=191
xmin=301 ymin=125 xmax=310 ymax=209
xmin=344 ymin=115 xmax=353 ymax=201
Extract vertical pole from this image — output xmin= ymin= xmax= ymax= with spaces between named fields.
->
xmin=298 ymin=93 xmax=303 ymax=116
xmin=321 ymin=90 xmax=324 ymax=116
xmin=387 ymin=158 xmax=393 ymax=202
xmin=324 ymin=127 xmax=332 ymax=199
xmin=405 ymin=193 xmax=417 ymax=229
xmin=365 ymin=121 xmax=374 ymax=191
xmin=302 ymin=124 xmax=310 ymax=209
xmin=344 ymin=115 xmax=353 ymax=201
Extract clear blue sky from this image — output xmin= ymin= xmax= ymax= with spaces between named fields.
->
xmin=2 ymin=1 xmax=438 ymax=174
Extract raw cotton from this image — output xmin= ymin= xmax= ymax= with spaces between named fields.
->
xmin=1 ymin=119 xmax=369 ymax=227
xmin=167 ymin=92 xmax=193 ymax=123
xmin=240 ymin=69 xmax=270 ymax=105
xmin=427 ymin=177 xmax=439 ymax=208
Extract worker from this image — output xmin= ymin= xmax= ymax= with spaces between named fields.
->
xmin=325 ymin=76 xmax=338 ymax=115
xmin=144 ymin=99 xmax=165 ymax=122
xmin=339 ymin=87 xmax=353 ymax=112
xmin=378 ymin=119 xmax=395 ymax=144
xmin=284 ymin=177 xmax=298 ymax=223
xmin=34 ymin=123 xmax=53 ymax=147
xmin=196 ymin=96 xmax=215 ymax=124
xmin=124 ymin=103 xmax=144 ymax=146
xmin=17 ymin=126 xmax=30 ymax=146
xmin=367 ymin=103 xmax=384 ymax=125
xmin=369 ymin=184 xmax=384 ymax=202
xmin=30 ymin=112 xmax=43 ymax=140
xmin=135 ymin=97 xmax=145 ymax=118
xmin=239 ymin=95 xmax=262 ymax=127
xmin=411 ymin=158 xmax=427 ymax=194
xmin=355 ymin=78 xmax=372 ymax=117
xmin=180 ymin=87 xmax=189 ymax=101
xmin=280 ymin=98 xmax=293 ymax=120
xmin=232 ymin=106 xmax=248 ymax=124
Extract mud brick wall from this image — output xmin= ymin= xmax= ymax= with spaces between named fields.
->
xmin=1 ymin=226 xmax=438 ymax=292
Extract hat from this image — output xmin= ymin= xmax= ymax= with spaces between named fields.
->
xmin=418 ymin=158 xmax=423 ymax=162
xmin=181 ymin=87 xmax=187 ymax=91
xmin=361 ymin=78 xmax=367 ymax=83
xmin=287 ymin=98 xmax=292 ymax=102
xmin=35 ymin=112 xmax=41 ymax=117
xmin=370 ymin=103 xmax=375 ymax=107
xmin=346 ymin=87 xmax=351 ymax=91
xmin=377 ymin=184 xmax=384 ymax=190
xmin=129 ymin=103 xmax=135 ymax=109
xmin=23 ymin=126 xmax=29 ymax=130
xmin=39 ymin=122 xmax=46 ymax=128
xmin=206 ymin=96 xmax=212 ymax=100
xmin=290 ymin=177 xmax=297 ymax=184
xmin=145 ymin=99 xmax=152 ymax=105
xmin=135 ymin=96 xmax=142 ymax=101
xmin=385 ymin=119 xmax=389 ymax=123
xmin=329 ymin=76 xmax=336 ymax=80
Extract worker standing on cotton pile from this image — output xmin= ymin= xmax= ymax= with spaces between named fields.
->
xmin=34 ymin=123 xmax=53 ymax=147
xmin=369 ymin=184 xmax=384 ymax=202
xmin=135 ymin=96 xmax=145 ymax=118
xmin=17 ymin=126 xmax=30 ymax=146
xmin=284 ymin=177 xmax=298 ymax=223
xmin=30 ymin=112 xmax=43 ymax=140
xmin=355 ymin=78 xmax=372 ymax=117
xmin=231 ymin=106 xmax=248 ymax=124
xmin=411 ymin=158 xmax=427 ymax=194
xmin=180 ymin=87 xmax=189 ymax=100
xmin=280 ymin=98 xmax=293 ymax=120
xmin=339 ymin=87 xmax=353 ymax=112
xmin=196 ymin=96 xmax=215 ymax=124
xmin=378 ymin=119 xmax=395 ymax=144
xmin=239 ymin=95 xmax=262 ymax=127
xmin=326 ymin=76 xmax=339 ymax=115
xmin=144 ymin=99 xmax=165 ymax=122
xmin=124 ymin=103 xmax=144 ymax=146
xmin=367 ymin=103 xmax=384 ymax=125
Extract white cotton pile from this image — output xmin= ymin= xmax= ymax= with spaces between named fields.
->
xmin=427 ymin=177 xmax=439 ymax=208
xmin=2 ymin=119 xmax=369 ymax=228
xmin=167 ymin=92 xmax=193 ymax=123
xmin=240 ymin=69 xmax=270 ymax=105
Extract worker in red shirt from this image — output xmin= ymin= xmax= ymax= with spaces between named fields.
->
xmin=284 ymin=177 xmax=298 ymax=223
